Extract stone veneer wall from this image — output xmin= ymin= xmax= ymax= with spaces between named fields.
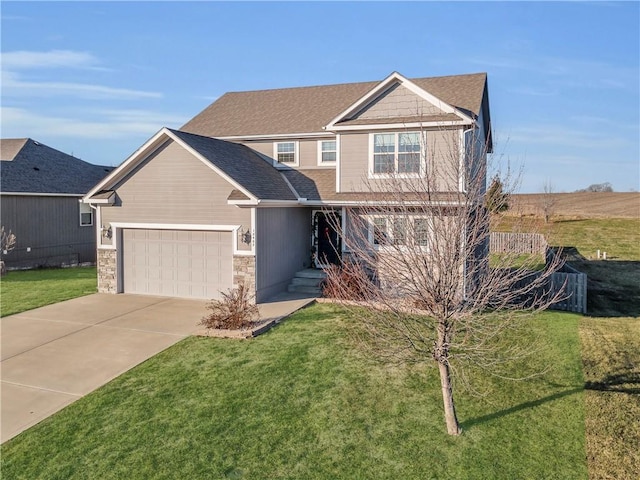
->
xmin=233 ymin=255 xmax=256 ymax=299
xmin=97 ymin=249 xmax=117 ymax=293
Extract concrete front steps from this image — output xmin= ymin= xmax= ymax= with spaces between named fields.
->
xmin=287 ymin=269 xmax=327 ymax=295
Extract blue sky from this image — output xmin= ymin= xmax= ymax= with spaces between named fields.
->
xmin=1 ymin=1 xmax=638 ymax=193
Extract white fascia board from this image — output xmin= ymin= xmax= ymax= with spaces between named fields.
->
xmin=254 ymin=200 xmax=302 ymax=207
xmin=84 ymin=127 xmax=170 ymax=200
xmin=298 ymin=199 xmax=464 ymax=207
xmin=227 ymin=199 xmax=301 ymax=207
xmin=0 ymin=192 xmax=82 ymax=197
xmin=84 ymin=197 xmax=114 ymax=205
xmin=217 ymin=132 xmax=332 ymax=141
xmin=330 ymin=120 xmax=472 ymax=132
xmin=164 ymin=130 xmax=258 ymax=202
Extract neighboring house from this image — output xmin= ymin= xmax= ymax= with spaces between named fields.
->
xmin=0 ymin=138 xmax=113 ymax=269
xmin=83 ymin=71 xmax=492 ymax=302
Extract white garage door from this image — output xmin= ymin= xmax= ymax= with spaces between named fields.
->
xmin=122 ymin=229 xmax=233 ymax=299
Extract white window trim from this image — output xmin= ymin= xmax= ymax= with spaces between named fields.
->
xmin=273 ymin=141 xmax=299 ymax=167
xmin=316 ymin=138 xmax=339 ymax=166
xmin=79 ymin=202 xmax=94 ymax=227
xmin=368 ymin=131 xmax=426 ymax=179
xmin=367 ymin=214 xmax=431 ymax=252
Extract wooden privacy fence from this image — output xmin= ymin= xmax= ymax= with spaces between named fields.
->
xmin=490 ymin=233 xmax=587 ymax=314
xmin=490 ymin=232 xmax=547 ymax=255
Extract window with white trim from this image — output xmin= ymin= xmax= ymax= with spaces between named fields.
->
xmin=370 ymin=215 xmax=429 ymax=248
xmin=79 ymin=202 xmax=93 ymax=226
xmin=318 ymin=139 xmax=337 ymax=164
xmin=274 ymin=141 xmax=297 ymax=165
xmin=371 ymin=132 xmax=423 ymax=175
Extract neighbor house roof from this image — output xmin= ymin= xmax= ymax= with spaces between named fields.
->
xmin=181 ymin=72 xmax=488 ymax=138
xmin=0 ymin=138 xmax=113 ymax=195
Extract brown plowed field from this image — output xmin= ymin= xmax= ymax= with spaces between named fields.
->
xmin=508 ymin=192 xmax=640 ymax=219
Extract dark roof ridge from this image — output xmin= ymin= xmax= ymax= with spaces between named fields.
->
xmin=221 ymin=71 xmax=488 ymax=95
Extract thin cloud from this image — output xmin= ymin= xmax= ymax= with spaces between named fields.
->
xmin=2 ymin=49 xmax=99 ymax=69
xmin=1 ymin=106 xmax=187 ymax=139
xmin=470 ymin=54 xmax=639 ymax=91
xmin=2 ymin=72 xmax=162 ymax=100
xmin=508 ymin=124 xmax=632 ymax=150
xmin=1 ymin=50 xmax=162 ymax=100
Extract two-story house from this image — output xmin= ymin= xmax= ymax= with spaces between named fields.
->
xmin=83 ymin=72 xmax=492 ymax=302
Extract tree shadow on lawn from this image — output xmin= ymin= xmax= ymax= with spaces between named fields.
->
xmin=463 ymin=372 xmax=639 ymax=430
xmin=584 ymin=372 xmax=640 ymax=395
xmin=461 ymin=386 xmax=584 ymax=430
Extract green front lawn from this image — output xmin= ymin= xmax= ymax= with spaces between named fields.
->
xmin=0 ymin=267 xmax=97 ymax=317
xmin=1 ymin=303 xmax=586 ymax=479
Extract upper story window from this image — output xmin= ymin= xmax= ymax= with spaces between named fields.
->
xmin=274 ymin=141 xmax=298 ymax=165
xmin=371 ymin=132 xmax=423 ymax=176
xmin=318 ymin=139 xmax=337 ymax=164
xmin=79 ymin=202 xmax=93 ymax=226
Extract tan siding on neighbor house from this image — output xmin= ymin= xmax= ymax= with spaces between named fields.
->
xmin=354 ymin=84 xmax=443 ymax=120
xmin=339 ymin=128 xmax=463 ymax=193
xmin=100 ymin=140 xmax=250 ymax=229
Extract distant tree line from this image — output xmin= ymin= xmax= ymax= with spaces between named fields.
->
xmin=575 ymin=182 xmax=614 ymax=193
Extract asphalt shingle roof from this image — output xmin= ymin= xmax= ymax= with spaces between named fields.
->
xmin=0 ymin=138 xmax=113 ymax=195
xmin=181 ymin=73 xmax=488 ymax=138
xmin=168 ymin=129 xmax=297 ymax=201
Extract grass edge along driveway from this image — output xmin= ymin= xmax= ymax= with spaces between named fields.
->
xmin=0 ymin=267 xmax=97 ymax=317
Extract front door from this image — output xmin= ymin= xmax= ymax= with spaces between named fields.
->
xmin=313 ymin=211 xmax=341 ymax=268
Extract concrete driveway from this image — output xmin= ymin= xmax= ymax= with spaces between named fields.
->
xmin=1 ymin=293 xmax=208 ymax=443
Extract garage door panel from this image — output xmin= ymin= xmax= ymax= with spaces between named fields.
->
xmin=122 ymin=229 xmax=233 ymax=299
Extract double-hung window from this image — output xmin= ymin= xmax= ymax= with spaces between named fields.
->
xmin=79 ymin=202 xmax=93 ymax=226
xmin=318 ymin=139 xmax=337 ymax=164
xmin=371 ymin=132 xmax=423 ymax=176
xmin=274 ymin=142 xmax=297 ymax=165
xmin=370 ymin=216 xmax=429 ymax=248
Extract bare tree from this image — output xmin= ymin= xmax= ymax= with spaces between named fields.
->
xmin=1 ymin=226 xmax=17 ymax=276
xmin=540 ymin=180 xmax=556 ymax=223
xmin=324 ymin=128 xmax=563 ymax=435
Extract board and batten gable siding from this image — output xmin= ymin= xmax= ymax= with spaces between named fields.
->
xmin=339 ymin=128 xmax=463 ymax=193
xmin=352 ymin=83 xmax=444 ymax=120
xmin=255 ymin=207 xmax=311 ymax=302
xmin=100 ymin=140 xmax=251 ymax=242
xmin=240 ymin=139 xmax=336 ymax=169
xmin=0 ymin=195 xmax=96 ymax=268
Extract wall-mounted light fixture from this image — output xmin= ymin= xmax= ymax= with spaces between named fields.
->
xmin=101 ymin=225 xmax=112 ymax=239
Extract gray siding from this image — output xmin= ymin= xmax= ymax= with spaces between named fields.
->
xmin=255 ymin=207 xmax=311 ymax=302
xmin=0 ymin=195 xmax=96 ymax=268
xmin=100 ymin=140 xmax=250 ymax=235
xmin=353 ymin=83 xmax=443 ymax=120
xmin=339 ymin=128 xmax=462 ymax=192
xmin=241 ymin=139 xmax=335 ymax=169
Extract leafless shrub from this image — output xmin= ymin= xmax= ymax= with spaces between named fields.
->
xmin=199 ymin=283 xmax=259 ymax=330
xmin=1 ymin=226 xmax=16 ymax=256
xmin=322 ymin=261 xmax=378 ymax=301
